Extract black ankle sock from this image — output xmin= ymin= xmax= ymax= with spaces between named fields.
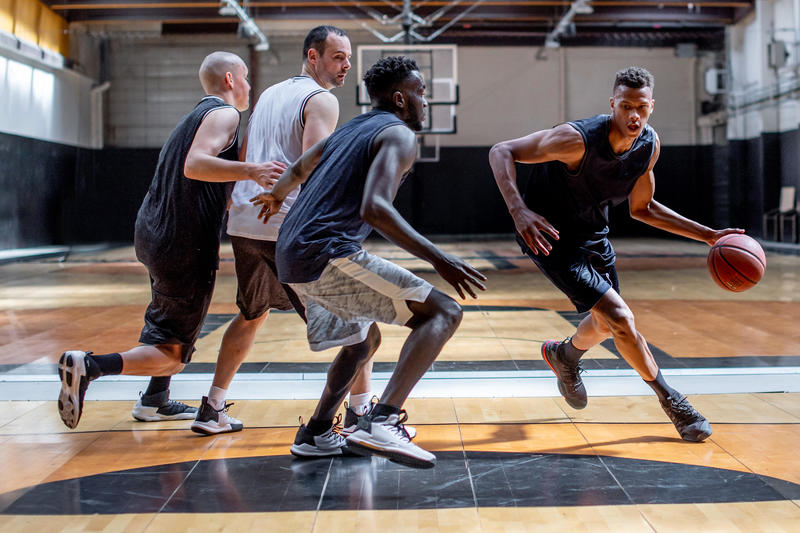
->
xmin=644 ymin=370 xmax=680 ymax=402
xmin=145 ymin=376 xmax=171 ymax=397
xmin=306 ymin=417 xmax=332 ymax=436
xmin=558 ymin=338 xmax=587 ymax=365
xmin=370 ymin=403 xmax=401 ymax=419
xmin=86 ymin=353 xmax=123 ymax=380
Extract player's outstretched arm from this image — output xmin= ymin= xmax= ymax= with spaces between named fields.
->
xmin=628 ymin=136 xmax=744 ymax=245
xmin=250 ymin=136 xmax=327 ymax=223
xmin=184 ymin=107 xmax=286 ymax=187
xmin=488 ymin=124 xmax=583 ymax=255
xmin=362 ymin=125 xmax=486 ymax=299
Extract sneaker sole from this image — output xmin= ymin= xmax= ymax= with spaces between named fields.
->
xmin=133 ymin=412 xmax=198 ymax=422
xmin=289 ymin=443 xmax=353 ymax=458
xmin=345 ymin=437 xmax=436 ymax=469
xmin=541 ymin=341 xmax=587 ymax=410
xmin=190 ymin=421 xmax=244 ymax=436
xmin=57 ymin=352 xmax=88 ymax=429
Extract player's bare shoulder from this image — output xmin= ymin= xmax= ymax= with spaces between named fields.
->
xmin=546 ymin=123 xmax=586 ymax=169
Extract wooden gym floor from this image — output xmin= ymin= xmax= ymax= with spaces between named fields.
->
xmin=0 ymin=237 xmax=798 ymax=532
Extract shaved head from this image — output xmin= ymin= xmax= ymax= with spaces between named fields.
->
xmin=199 ymin=51 xmax=246 ymax=93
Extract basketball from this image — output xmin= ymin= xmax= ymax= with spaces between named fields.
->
xmin=707 ymin=234 xmax=766 ymax=292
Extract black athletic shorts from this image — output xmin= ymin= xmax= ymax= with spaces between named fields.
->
xmin=231 ymin=236 xmax=306 ymax=322
xmin=516 ymin=233 xmax=620 ymax=313
xmin=139 ymin=263 xmax=216 ymax=363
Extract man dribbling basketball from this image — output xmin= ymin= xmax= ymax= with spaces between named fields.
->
xmin=489 ymin=66 xmax=743 ymax=441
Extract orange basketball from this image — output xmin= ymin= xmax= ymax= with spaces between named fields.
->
xmin=707 ymin=234 xmax=766 ymax=292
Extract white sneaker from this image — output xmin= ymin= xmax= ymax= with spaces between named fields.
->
xmin=132 ymin=390 xmax=198 ymax=422
xmin=346 ymin=411 xmax=435 ymax=469
xmin=57 ymin=351 xmax=91 ymax=429
xmin=190 ymin=396 xmax=243 ymax=435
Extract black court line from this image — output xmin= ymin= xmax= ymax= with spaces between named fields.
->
xmin=1 ymin=452 xmax=797 ymax=515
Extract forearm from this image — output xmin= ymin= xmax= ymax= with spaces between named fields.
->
xmin=489 ymin=144 xmax=527 ymax=214
xmin=364 ymin=203 xmax=442 ymax=265
xmin=632 ymin=200 xmax=715 ymax=243
xmin=184 ymin=153 xmax=255 ymax=183
xmin=270 ymin=166 xmax=306 ymax=201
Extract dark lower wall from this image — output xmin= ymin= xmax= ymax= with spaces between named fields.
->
xmin=2 ymin=129 xmax=797 ymax=249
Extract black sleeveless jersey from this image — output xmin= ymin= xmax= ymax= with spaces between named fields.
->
xmin=134 ymin=96 xmax=239 ymax=271
xmin=276 ymin=109 xmax=406 ymax=283
xmin=522 ymin=114 xmax=656 ymax=240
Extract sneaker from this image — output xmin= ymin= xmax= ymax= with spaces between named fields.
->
xmin=346 ymin=410 xmax=435 ymax=469
xmin=131 ymin=389 xmax=198 ymax=422
xmin=291 ymin=420 xmax=355 ymax=458
xmin=660 ymin=394 xmax=713 ymax=442
xmin=340 ymin=401 xmax=417 ymax=439
xmin=57 ymin=350 xmax=91 ymax=429
xmin=190 ymin=396 xmax=243 ymax=435
xmin=542 ymin=339 xmax=587 ymax=409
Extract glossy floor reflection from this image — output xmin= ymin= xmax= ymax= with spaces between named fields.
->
xmin=0 ymin=238 xmax=799 ymax=531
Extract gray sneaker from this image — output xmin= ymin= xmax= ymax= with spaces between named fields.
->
xmin=660 ymin=394 xmax=713 ymax=442
xmin=132 ymin=389 xmax=197 ymax=422
xmin=542 ymin=339 xmax=587 ymax=409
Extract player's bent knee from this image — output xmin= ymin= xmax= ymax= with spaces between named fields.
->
xmin=607 ymin=312 xmax=636 ymax=339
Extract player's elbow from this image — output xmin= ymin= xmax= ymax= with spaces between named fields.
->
xmin=488 ymin=142 xmax=512 ymax=165
xmin=360 ymin=201 xmax=389 ymax=226
xmin=630 ymin=204 xmax=652 ymax=222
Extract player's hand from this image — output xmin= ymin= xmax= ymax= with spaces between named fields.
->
xmin=707 ymin=228 xmax=745 ymax=246
xmin=250 ymin=193 xmax=283 ymax=224
xmin=512 ymin=207 xmax=559 ymax=255
xmin=433 ymin=253 xmax=487 ymax=299
xmin=251 ymin=160 xmax=287 ymax=189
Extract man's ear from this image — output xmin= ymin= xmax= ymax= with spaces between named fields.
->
xmin=609 ymin=96 xmax=614 ymax=111
xmin=224 ymin=71 xmax=234 ymax=88
xmin=393 ymin=90 xmax=405 ymax=109
xmin=307 ymin=48 xmax=318 ymax=66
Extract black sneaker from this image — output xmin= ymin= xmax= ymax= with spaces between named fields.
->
xmin=290 ymin=420 xmax=355 ymax=458
xmin=541 ymin=339 xmax=587 ymax=409
xmin=190 ymin=396 xmax=243 ymax=435
xmin=131 ymin=389 xmax=198 ymax=422
xmin=660 ymin=394 xmax=713 ymax=442
xmin=57 ymin=350 xmax=91 ymax=429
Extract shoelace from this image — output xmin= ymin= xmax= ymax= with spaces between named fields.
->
xmin=668 ymin=397 xmax=696 ymax=419
xmin=214 ymin=402 xmax=235 ymax=414
xmin=385 ymin=410 xmax=412 ymax=443
xmin=331 ymin=413 xmax=344 ymax=436
xmin=565 ymin=363 xmax=586 ymax=391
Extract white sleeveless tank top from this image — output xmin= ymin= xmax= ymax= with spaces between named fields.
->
xmin=227 ymin=76 xmax=327 ymax=240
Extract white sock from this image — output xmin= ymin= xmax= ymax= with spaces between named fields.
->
xmin=208 ymin=386 xmax=227 ymax=410
xmin=348 ymin=392 xmax=372 ymax=416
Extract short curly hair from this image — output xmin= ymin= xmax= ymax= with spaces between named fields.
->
xmin=613 ymin=66 xmax=654 ymax=92
xmin=363 ymin=56 xmax=419 ymax=105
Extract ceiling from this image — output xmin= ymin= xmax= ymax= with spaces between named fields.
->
xmin=42 ymin=1 xmax=756 ymax=49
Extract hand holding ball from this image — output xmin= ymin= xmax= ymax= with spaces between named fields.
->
xmin=707 ymin=234 xmax=766 ymax=292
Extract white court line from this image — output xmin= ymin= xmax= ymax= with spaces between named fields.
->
xmin=1 ymin=367 xmax=798 ymax=401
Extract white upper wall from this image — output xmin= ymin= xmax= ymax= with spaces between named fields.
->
xmin=0 ymin=49 xmax=94 ymax=147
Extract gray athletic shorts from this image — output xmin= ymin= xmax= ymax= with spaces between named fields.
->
xmin=289 ymin=250 xmax=434 ymax=351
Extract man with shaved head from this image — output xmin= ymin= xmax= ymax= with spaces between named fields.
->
xmin=56 ymin=51 xmax=286 ymax=430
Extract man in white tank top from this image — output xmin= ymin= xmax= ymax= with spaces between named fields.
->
xmin=191 ymin=27 xmax=370 ymax=439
